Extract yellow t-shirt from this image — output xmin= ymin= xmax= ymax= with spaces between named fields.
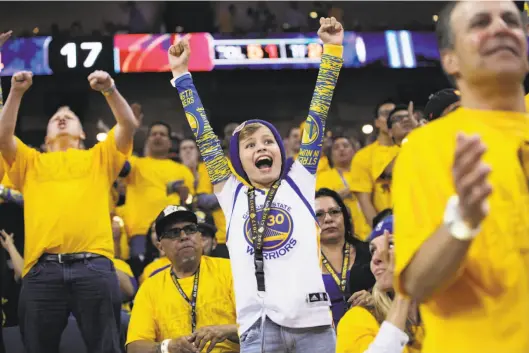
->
xmin=113 ymin=258 xmax=135 ymax=313
xmin=5 ymin=128 xmax=130 ymax=277
xmin=317 ymin=155 xmax=330 ymax=173
xmin=350 ymin=141 xmax=400 ymax=214
xmin=0 ymin=158 xmax=15 ymax=190
xmin=127 ymin=256 xmax=239 ymax=353
xmin=196 ymin=162 xmax=227 ymax=244
xmin=121 ymin=156 xmax=195 ymax=237
xmin=316 ymin=168 xmax=370 ymax=240
xmin=336 ymin=306 xmax=422 ymax=353
xmin=139 ymin=256 xmax=171 ymax=285
xmin=393 ymin=107 xmax=529 ymax=353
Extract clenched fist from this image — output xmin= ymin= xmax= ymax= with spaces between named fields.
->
xmin=88 ymin=70 xmax=114 ymax=92
xmin=317 ymin=17 xmax=344 ymax=46
xmin=168 ymin=34 xmax=191 ymax=77
xmin=11 ymin=71 xmax=33 ymax=94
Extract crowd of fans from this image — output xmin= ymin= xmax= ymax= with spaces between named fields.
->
xmin=0 ymin=42 xmax=458 ymax=353
xmin=2 ymin=1 xmax=529 ymax=353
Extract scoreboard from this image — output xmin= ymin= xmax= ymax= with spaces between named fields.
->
xmin=48 ymin=37 xmax=115 ymax=74
xmin=213 ymin=38 xmax=324 ymax=65
xmin=0 ymin=30 xmax=443 ymax=76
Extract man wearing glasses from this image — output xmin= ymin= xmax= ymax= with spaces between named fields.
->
xmin=126 ymin=205 xmax=239 ymax=353
xmin=386 ymin=104 xmax=419 ymax=146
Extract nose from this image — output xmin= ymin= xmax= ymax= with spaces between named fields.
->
xmin=371 ymin=248 xmax=387 ymax=266
xmin=322 ymin=211 xmax=334 ymax=224
xmin=257 ymin=143 xmax=268 ymax=152
xmin=178 ymin=230 xmax=190 ymax=241
xmin=489 ymin=15 xmax=512 ymax=36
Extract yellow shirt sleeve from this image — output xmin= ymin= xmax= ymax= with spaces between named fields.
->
xmin=392 ymin=130 xmax=460 ymax=295
xmin=126 ymin=283 xmax=157 ymax=345
xmin=350 ymin=147 xmax=374 ymax=193
xmin=4 ymin=138 xmax=39 ymax=192
xmin=196 ymin=162 xmax=213 ymax=195
xmin=336 ymin=306 xmax=380 ymax=353
xmin=93 ymin=127 xmax=133 ymax=183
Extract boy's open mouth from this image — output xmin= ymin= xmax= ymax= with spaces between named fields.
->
xmin=255 ymin=156 xmax=273 ymax=170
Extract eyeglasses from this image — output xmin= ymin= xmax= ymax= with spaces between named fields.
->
xmin=315 ymin=207 xmax=342 ymax=222
xmin=389 ymin=113 xmax=409 ymax=125
xmin=160 ymin=224 xmax=199 ymax=240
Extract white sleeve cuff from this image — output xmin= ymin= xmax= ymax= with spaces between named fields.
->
xmin=170 ymin=72 xmax=192 ymax=87
xmin=364 ymin=321 xmax=409 ymax=353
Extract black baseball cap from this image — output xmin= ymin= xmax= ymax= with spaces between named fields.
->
xmin=155 ymin=205 xmax=198 ymax=238
xmin=194 ymin=210 xmax=217 ymax=238
xmin=424 ymin=88 xmax=461 ymax=121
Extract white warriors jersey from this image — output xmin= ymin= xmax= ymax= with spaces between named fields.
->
xmin=216 ymin=160 xmax=332 ymax=336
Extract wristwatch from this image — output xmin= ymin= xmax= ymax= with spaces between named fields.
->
xmin=443 ymin=195 xmax=480 ymax=241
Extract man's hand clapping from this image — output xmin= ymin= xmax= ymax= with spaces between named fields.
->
xmin=317 ymin=17 xmax=344 ymax=46
xmin=168 ymin=34 xmax=191 ymax=78
xmin=11 ymin=71 xmax=33 ymax=95
xmin=452 ymin=133 xmax=492 ymax=229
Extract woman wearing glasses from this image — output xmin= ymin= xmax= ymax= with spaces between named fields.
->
xmin=315 ymin=188 xmax=375 ymax=326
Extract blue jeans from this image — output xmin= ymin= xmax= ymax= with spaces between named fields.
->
xmin=240 ymin=317 xmax=336 ymax=353
xmin=18 ymin=256 xmax=122 ymax=353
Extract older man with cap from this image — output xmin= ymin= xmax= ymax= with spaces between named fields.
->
xmin=126 ymin=205 xmax=239 ymax=353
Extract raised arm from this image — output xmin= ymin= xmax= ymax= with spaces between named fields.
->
xmin=298 ymin=17 xmax=344 ymax=174
xmin=88 ymin=71 xmax=139 ymax=154
xmin=167 ymin=35 xmax=231 ymax=194
xmin=0 ymin=72 xmax=32 ymax=165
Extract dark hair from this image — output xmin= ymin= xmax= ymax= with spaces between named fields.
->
xmin=373 ymin=99 xmax=395 ymax=119
xmin=436 ymin=2 xmax=459 ymax=87
xmin=386 ymin=104 xmax=409 ymax=130
xmin=148 ymin=121 xmax=172 ymax=137
xmin=179 ymin=137 xmax=196 ymax=147
xmin=372 ymin=208 xmax=393 ymax=228
xmin=315 ymin=188 xmax=361 ymax=246
xmin=286 ymin=125 xmax=301 ymax=139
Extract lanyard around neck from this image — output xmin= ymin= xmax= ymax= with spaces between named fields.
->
xmin=247 ymin=179 xmax=281 ymax=292
xmin=322 ymin=242 xmax=351 ymax=294
xmin=170 ymin=267 xmax=200 ymax=332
